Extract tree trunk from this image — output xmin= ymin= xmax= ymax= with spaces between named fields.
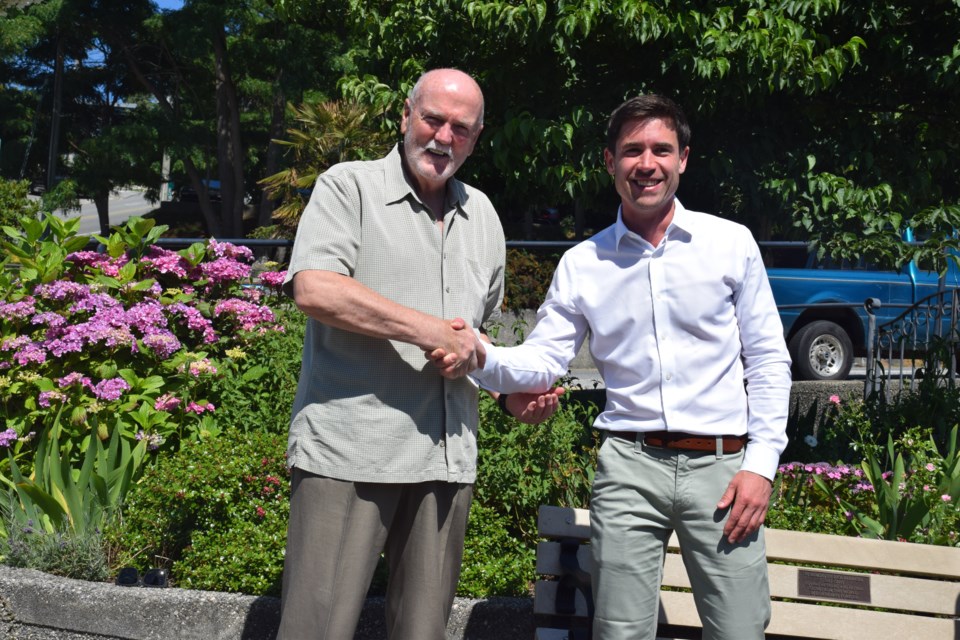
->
xmin=47 ymin=36 xmax=64 ymax=190
xmin=212 ymin=28 xmax=245 ymax=238
xmin=94 ymin=192 xmax=110 ymax=237
xmin=258 ymin=70 xmax=286 ymax=229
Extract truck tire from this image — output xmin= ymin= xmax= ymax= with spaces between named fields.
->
xmin=789 ymin=320 xmax=854 ymax=381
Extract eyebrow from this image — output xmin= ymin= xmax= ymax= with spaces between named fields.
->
xmin=419 ymin=108 xmax=477 ymax=131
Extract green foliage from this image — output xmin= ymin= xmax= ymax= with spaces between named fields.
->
xmin=503 ymin=249 xmax=560 ymax=311
xmin=258 ymin=100 xmax=394 ymax=238
xmin=205 ymin=307 xmax=305 ymax=435
xmin=1 ymin=514 xmax=111 ymax=582
xmin=458 ymin=502 xmax=533 ymax=597
xmin=5 ymin=412 xmax=148 ymax=537
xmin=840 ymin=426 xmax=960 ymax=543
xmin=108 ymin=428 xmax=290 ymax=595
xmin=39 ymin=179 xmax=82 ymax=215
xmin=0 ymin=179 xmax=40 ymax=229
xmin=475 ymin=391 xmax=599 ymax=546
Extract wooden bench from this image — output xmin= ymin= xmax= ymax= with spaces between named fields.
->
xmin=535 ymin=505 xmax=960 ymax=639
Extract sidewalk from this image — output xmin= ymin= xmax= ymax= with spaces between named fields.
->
xmin=0 ymin=565 xmax=533 ymax=640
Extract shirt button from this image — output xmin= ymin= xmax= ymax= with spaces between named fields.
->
xmin=439 ymin=440 xmax=446 ymax=447
xmin=665 ymin=372 xmax=673 ymax=381
xmin=445 ymin=287 xmax=451 ymax=293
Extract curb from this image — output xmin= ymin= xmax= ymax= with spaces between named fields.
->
xmin=0 ymin=566 xmax=533 ymax=640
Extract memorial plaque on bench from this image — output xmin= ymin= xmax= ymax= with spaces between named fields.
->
xmin=797 ymin=569 xmax=871 ymax=604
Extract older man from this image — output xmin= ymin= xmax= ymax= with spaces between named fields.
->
xmin=276 ymin=69 xmax=559 ymax=640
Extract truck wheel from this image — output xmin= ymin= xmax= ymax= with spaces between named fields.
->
xmin=789 ymin=320 xmax=854 ymax=381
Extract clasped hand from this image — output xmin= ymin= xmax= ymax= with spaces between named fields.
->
xmin=430 ymin=317 xmax=480 ymax=379
xmin=425 ymin=319 xmax=565 ymax=424
xmin=427 ymin=318 xmax=481 ymax=379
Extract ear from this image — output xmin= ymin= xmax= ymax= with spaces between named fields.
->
xmin=678 ymin=146 xmax=690 ymax=174
xmin=400 ymin=99 xmax=412 ymax=135
xmin=604 ymin=148 xmax=615 ymax=175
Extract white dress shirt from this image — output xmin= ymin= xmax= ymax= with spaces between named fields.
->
xmin=473 ymin=201 xmax=792 ymax=480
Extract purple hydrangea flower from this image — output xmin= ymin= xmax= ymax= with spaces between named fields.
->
xmin=66 ymin=251 xmax=129 ymax=277
xmin=91 ymin=377 xmax=131 ymax=401
xmin=142 ymin=330 xmax=181 ymax=358
xmin=57 ymin=372 xmax=92 ymax=388
xmin=154 ymin=393 xmax=181 ymax=412
xmin=169 ymin=303 xmax=217 ymax=343
xmin=141 ymin=246 xmax=191 ymax=279
xmin=0 ymin=297 xmax=37 ymax=321
xmin=0 ymin=429 xmax=17 ymax=447
xmin=33 ymin=280 xmax=91 ymax=301
xmin=14 ymin=342 xmax=47 ymax=365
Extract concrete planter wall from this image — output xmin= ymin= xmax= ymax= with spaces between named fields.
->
xmin=0 ymin=566 xmax=532 ymax=640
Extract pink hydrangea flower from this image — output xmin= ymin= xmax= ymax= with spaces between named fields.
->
xmin=259 ymin=271 xmax=287 ymax=289
xmin=154 ymin=393 xmax=181 ymax=412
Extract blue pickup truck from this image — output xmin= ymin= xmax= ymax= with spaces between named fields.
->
xmin=763 ymin=236 xmax=960 ymax=381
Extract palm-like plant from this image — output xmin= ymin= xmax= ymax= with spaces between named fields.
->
xmin=258 ymin=100 xmax=394 ymax=237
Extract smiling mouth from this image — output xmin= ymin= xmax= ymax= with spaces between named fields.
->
xmin=631 ymin=178 xmax=660 ymax=189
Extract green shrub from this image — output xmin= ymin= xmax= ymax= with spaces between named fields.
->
xmin=503 ymin=249 xmax=560 ymax=311
xmin=207 ymin=306 xmax=305 ymax=435
xmin=475 ymin=391 xmax=599 ymax=546
xmin=0 ymin=178 xmax=40 ymax=228
xmin=108 ymin=428 xmax=289 ymax=595
xmin=1 ymin=514 xmax=110 ymax=582
xmin=458 ymin=502 xmax=533 ymax=597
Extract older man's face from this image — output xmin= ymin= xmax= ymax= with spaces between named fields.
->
xmin=401 ymin=74 xmax=483 ymax=191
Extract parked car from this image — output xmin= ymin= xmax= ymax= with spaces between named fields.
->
xmin=763 ymin=233 xmax=960 ymax=381
xmin=177 ymin=179 xmax=221 ymax=202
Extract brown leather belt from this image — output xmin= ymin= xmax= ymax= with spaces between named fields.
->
xmin=607 ymin=430 xmax=748 ymax=453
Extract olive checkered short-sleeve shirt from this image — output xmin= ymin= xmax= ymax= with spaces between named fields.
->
xmin=283 ymin=145 xmax=505 ymax=483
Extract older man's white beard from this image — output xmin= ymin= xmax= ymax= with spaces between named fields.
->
xmin=405 ymin=133 xmax=460 ymax=183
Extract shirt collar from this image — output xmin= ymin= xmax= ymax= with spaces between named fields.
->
xmin=385 ymin=144 xmax=468 ymax=211
xmin=613 ymin=198 xmax=691 ymax=250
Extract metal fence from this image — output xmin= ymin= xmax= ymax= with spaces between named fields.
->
xmin=866 ymin=289 xmax=960 ymax=397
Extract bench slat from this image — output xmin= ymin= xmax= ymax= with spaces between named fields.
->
xmin=763 ymin=527 xmax=960 ymax=579
xmin=536 ymin=582 xmax=960 ymax=638
xmin=537 ymin=540 xmax=960 ymax=616
xmin=766 ymin=599 xmax=960 ymax=639
xmin=539 ymin=505 xmax=960 ymax=579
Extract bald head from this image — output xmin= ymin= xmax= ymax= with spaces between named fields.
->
xmin=407 ymin=68 xmax=484 ymax=127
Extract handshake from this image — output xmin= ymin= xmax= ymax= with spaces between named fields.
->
xmin=423 ymin=317 xmax=485 ymax=380
xmin=423 ymin=317 xmax=565 ymax=424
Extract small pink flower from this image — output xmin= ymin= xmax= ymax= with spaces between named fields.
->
xmin=185 ymin=401 xmax=215 ymax=414
xmin=829 ymin=394 xmax=841 ymax=405
xmin=942 ymin=495 xmax=952 ymax=502
xmin=154 ymin=394 xmax=181 ymax=412
xmin=925 ymin=463 xmax=936 ymax=472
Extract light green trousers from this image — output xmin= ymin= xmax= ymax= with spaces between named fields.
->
xmin=590 ymin=435 xmax=771 ymax=640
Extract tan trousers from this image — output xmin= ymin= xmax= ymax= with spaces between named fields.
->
xmin=276 ymin=469 xmax=473 ymax=640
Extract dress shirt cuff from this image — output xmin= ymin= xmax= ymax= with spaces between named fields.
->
xmin=470 ymin=332 xmax=503 ymax=391
xmin=741 ymin=442 xmax=781 ymax=482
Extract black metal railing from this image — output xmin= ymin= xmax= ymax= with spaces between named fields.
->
xmin=866 ymin=289 xmax=960 ymax=396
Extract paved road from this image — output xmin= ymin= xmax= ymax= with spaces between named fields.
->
xmin=55 ymin=189 xmax=158 ymax=235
